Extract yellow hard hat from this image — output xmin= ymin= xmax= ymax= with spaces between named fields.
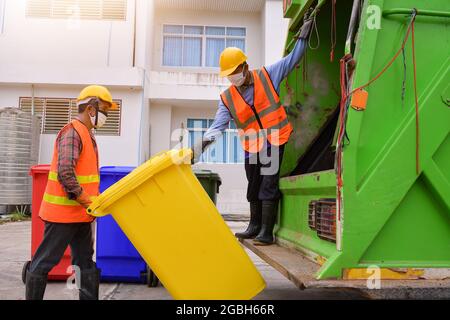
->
xmin=219 ymin=47 xmax=248 ymax=78
xmin=77 ymin=85 xmax=118 ymax=110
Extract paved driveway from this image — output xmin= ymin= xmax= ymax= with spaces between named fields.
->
xmin=0 ymin=221 xmax=364 ymax=300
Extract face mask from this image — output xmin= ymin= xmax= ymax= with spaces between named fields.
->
xmin=90 ymin=110 xmax=108 ymax=129
xmin=228 ymin=70 xmax=246 ymax=87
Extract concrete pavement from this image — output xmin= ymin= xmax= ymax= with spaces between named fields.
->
xmin=0 ymin=220 xmax=365 ymax=300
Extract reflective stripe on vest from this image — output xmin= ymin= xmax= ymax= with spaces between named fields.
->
xmin=47 ymin=171 xmax=99 ymax=184
xmin=221 ymin=67 xmax=292 ymax=153
xmin=43 ymin=193 xmax=96 ymax=206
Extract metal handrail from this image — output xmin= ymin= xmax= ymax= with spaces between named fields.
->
xmin=345 ymin=0 xmax=362 ymax=55
xmin=383 ymin=8 xmax=450 ymax=18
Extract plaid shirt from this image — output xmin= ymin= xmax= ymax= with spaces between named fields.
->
xmin=57 ymin=120 xmax=98 ymax=200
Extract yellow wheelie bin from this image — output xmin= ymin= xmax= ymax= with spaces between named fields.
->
xmin=87 ymin=149 xmax=265 ymax=300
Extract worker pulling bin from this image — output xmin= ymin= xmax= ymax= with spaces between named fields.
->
xmin=87 ymin=149 xmax=265 ymax=300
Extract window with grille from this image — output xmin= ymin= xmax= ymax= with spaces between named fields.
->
xmin=26 ymin=0 xmax=127 ymax=21
xmin=163 ymin=25 xmax=246 ymax=68
xmin=187 ymin=118 xmax=244 ymax=164
xmin=20 ymin=97 xmax=122 ymax=135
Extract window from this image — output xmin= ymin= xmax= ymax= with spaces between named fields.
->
xmin=163 ymin=25 xmax=202 ymax=67
xmin=19 ymin=97 xmax=122 ymax=135
xmin=26 ymin=0 xmax=127 ymax=21
xmin=187 ymin=118 xmax=244 ymax=164
xmin=162 ymin=25 xmax=246 ymax=68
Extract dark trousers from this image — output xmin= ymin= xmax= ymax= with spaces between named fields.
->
xmin=30 ymin=221 xmax=95 ymax=275
xmin=245 ymin=144 xmax=285 ymax=202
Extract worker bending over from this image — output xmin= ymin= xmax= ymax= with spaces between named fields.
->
xmin=192 ymin=18 xmax=313 ymax=245
xmin=25 ymin=85 xmax=117 ymax=300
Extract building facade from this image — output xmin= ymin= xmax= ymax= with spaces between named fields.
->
xmin=0 ymin=0 xmax=288 ymax=214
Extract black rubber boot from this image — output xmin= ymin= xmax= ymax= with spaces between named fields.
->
xmin=25 ymin=270 xmax=47 ymax=300
xmin=253 ymin=200 xmax=279 ymax=245
xmin=235 ymin=201 xmax=262 ymax=239
xmin=79 ymin=267 xmax=100 ymax=300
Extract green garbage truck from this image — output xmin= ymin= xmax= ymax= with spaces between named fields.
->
xmin=241 ymin=0 xmax=450 ymax=299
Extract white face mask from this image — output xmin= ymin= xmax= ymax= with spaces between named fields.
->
xmin=228 ymin=70 xmax=246 ymax=87
xmin=90 ymin=111 xmax=107 ymax=129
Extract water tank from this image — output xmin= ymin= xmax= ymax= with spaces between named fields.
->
xmin=0 ymin=107 xmax=41 ymax=212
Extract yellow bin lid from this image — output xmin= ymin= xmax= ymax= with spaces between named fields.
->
xmin=87 ymin=149 xmax=192 ymax=217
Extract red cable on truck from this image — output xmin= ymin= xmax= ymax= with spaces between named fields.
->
xmin=336 ymin=9 xmax=420 ymax=221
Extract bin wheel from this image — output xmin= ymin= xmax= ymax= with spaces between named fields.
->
xmin=146 ymin=266 xmax=159 ymax=288
xmin=22 ymin=260 xmax=31 ymax=284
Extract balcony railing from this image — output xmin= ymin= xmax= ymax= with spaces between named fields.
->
xmin=149 ymin=71 xmax=230 ymax=88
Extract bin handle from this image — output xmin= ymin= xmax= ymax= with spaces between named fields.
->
xmin=86 ymin=149 xmax=193 ymax=218
xmin=148 ymin=149 xmax=192 ymax=165
xmin=86 ymin=196 xmax=108 ymax=217
xmin=149 ymin=150 xmax=169 ymax=159
xmin=86 ymin=206 xmax=109 ymax=218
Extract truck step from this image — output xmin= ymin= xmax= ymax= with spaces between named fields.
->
xmin=240 ymin=239 xmax=450 ymax=299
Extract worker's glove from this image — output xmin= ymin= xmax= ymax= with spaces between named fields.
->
xmin=76 ymin=191 xmax=92 ymax=209
xmin=298 ymin=15 xmax=314 ymax=40
xmin=191 ymin=139 xmax=212 ymax=164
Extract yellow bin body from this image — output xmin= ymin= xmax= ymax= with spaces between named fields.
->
xmin=88 ymin=149 xmax=265 ymax=299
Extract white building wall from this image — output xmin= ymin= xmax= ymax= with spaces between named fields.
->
xmin=0 ymin=84 xmax=143 ymax=167
xmin=262 ymin=0 xmax=289 ymax=65
xmin=149 ymin=104 xmax=172 ymax=155
xmin=0 ymin=0 xmax=135 ymax=68
xmin=0 ymin=0 xmax=144 ymax=89
xmin=152 ymin=7 xmax=263 ymax=73
xmin=194 ymin=162 xmax=248 ymax=215
xmin=133 ymin=1 xmax=154 ymax=163
xmin=0 ymin=0 xmax=151 ymax=167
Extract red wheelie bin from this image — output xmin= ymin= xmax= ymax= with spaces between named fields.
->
xmin=22 ymin=165 xmax=73 ymax=283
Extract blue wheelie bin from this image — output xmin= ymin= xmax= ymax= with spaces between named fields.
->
xmin=97 ymin=166 xmax=149 ymax=283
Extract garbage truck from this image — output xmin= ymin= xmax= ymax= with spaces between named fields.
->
xmin=240 ymin=0 xmax=450 ymax=299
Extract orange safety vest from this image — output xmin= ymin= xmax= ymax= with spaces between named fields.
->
xmin=220 ymin=67 xmax=293 ymax=153
xmin=39 ymin=119 xmax=99 ymax=223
